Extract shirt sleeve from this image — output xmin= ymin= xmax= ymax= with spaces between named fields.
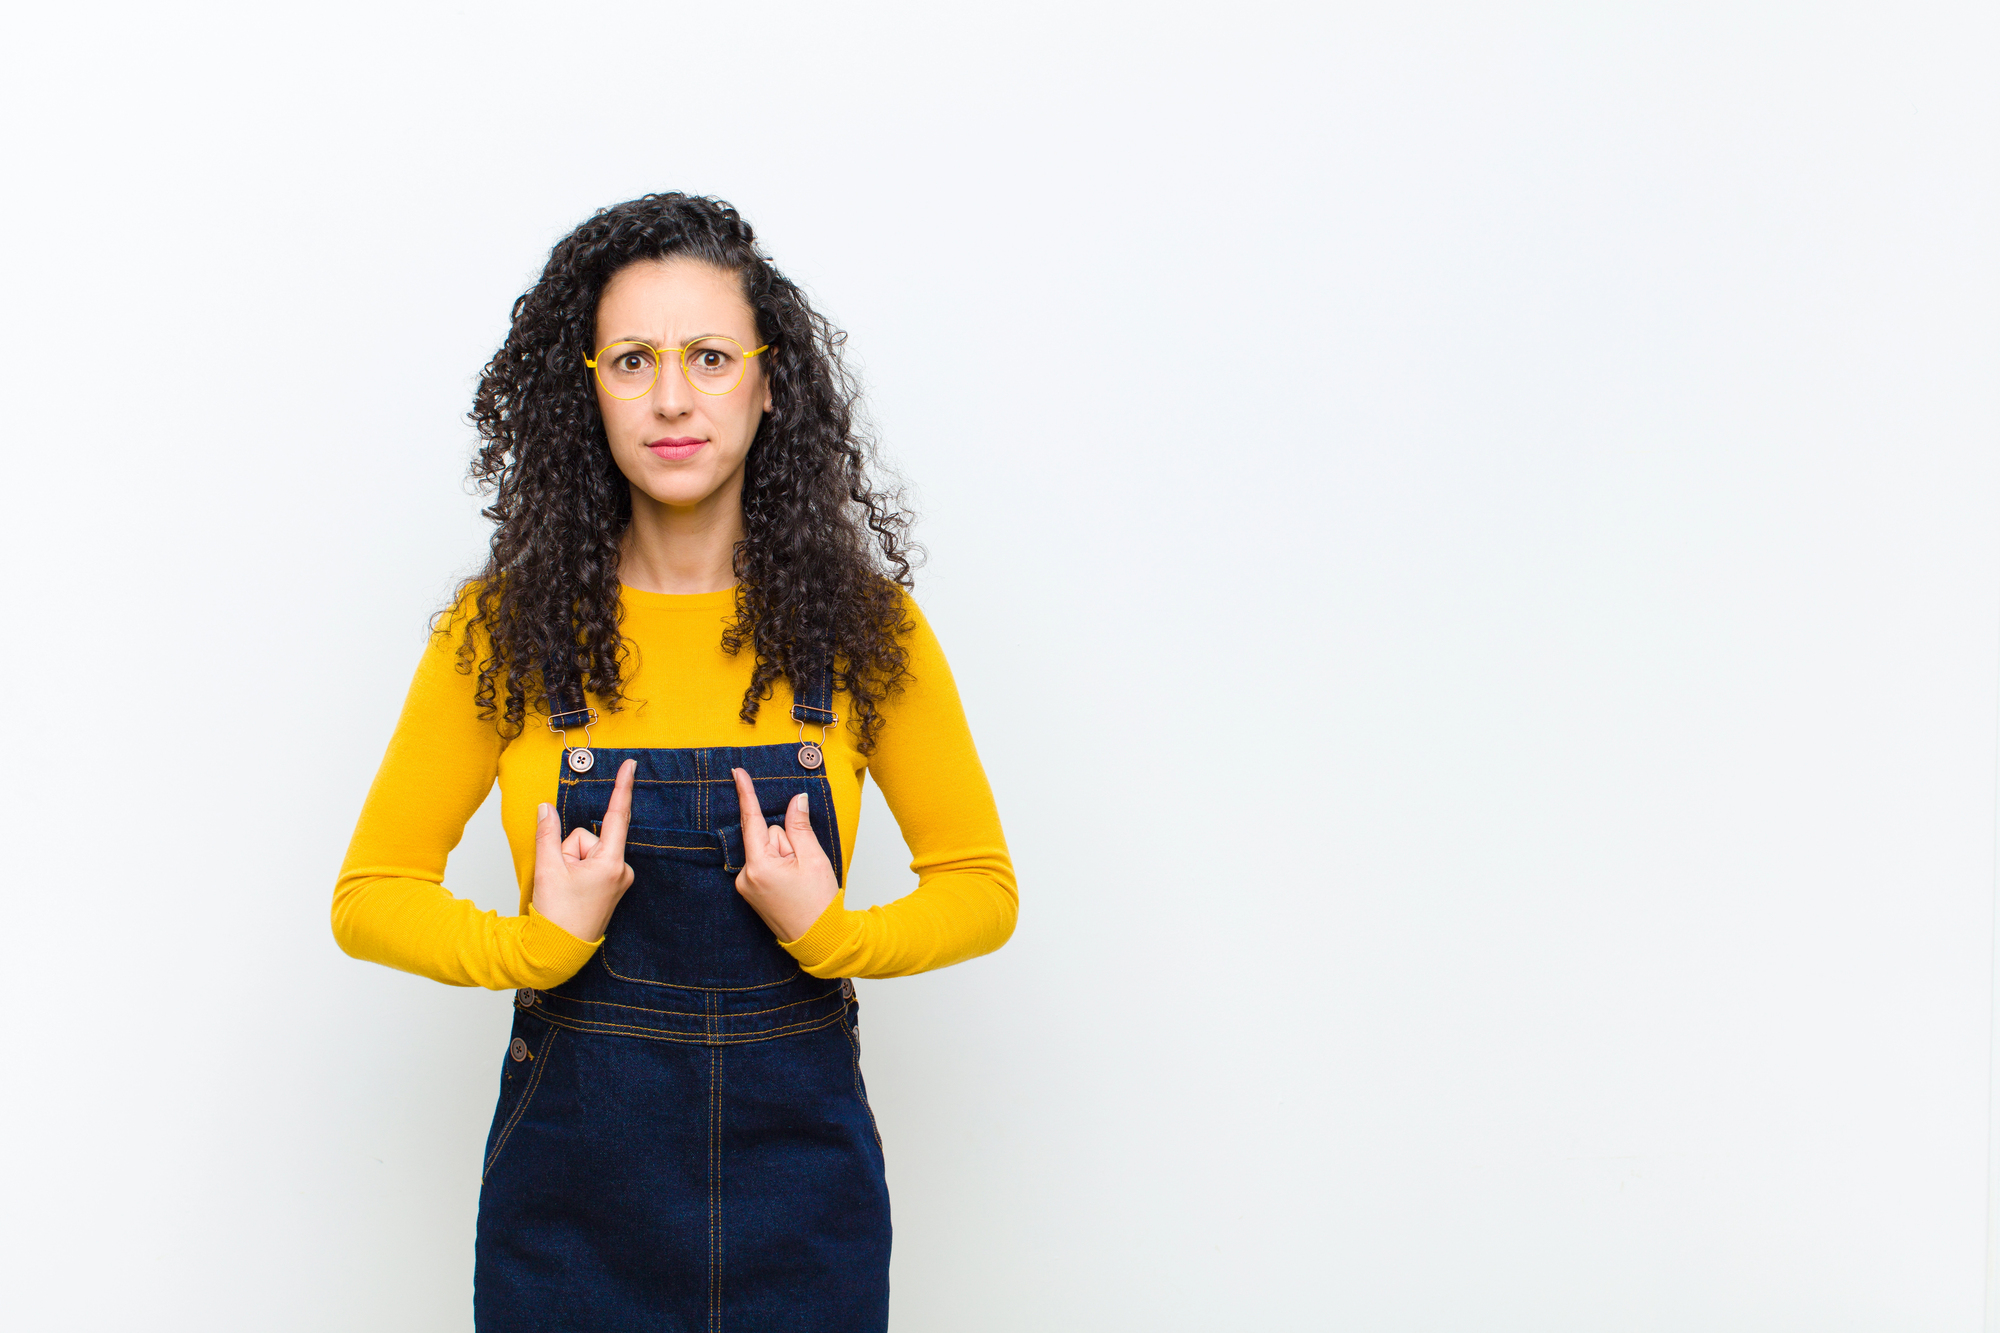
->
xmin=330 ymin=612 xmax=600 ymax=990
xmin=777 ymin=596 xmax=1019 ymax=979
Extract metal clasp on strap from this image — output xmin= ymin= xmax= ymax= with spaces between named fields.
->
xmin=796 ymin=713 xmax=837 ymax=770
xmin=791 ymin=665 xmax=837 ymax=770
xmin=548 ymin=706 xmax=599 ymax=773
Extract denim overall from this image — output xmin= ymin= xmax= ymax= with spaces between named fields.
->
xmin=474 ymin=672 xmax=891 ymax=1332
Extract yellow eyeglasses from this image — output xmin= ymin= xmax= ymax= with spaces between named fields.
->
xmin=585 ymin=335 xmax=771 ymax=400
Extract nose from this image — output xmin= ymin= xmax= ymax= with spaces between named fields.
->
xmin=649 ymin=355 xmax=694 ymax=418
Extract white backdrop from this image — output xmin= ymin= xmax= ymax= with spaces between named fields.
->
xmin=2 ymin=3 xmax=1996 ymax=1329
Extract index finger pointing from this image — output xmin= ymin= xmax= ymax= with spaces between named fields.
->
xmin=595 ymin=758 xmax=637 ymax=858
xmin=732 ymin=768 xmax=769 ymax=858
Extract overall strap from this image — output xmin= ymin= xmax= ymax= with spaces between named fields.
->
xmin=545 ymin=682 xmax=600 ymax=772
xmin=790 ymin=663 xmax=837 ymax=727
xmin=546 ymin=679 xmax=595 ymax=732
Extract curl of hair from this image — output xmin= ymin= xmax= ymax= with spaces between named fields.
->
xmin=450 ymin=193 xmax=918 ymax=753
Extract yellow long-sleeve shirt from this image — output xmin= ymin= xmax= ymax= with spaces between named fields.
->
xmin=332 ymin=583 xmax=1016 ymax=989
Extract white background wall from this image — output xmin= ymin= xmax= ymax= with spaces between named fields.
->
xmin=2 ymin=3 xmax=1995 ymax=1329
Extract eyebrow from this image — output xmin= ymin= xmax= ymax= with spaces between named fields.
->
xmin=603 ymin=332 xmax=735 ymax=346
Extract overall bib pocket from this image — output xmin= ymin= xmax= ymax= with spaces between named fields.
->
xmin=596 ymin=827 xmax=799 ymax=989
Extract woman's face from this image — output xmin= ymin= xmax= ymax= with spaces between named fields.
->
xmin=591 ymin=257 xmax=773 ymax=513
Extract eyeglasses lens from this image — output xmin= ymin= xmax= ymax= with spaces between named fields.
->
xmin=597 ymin=342 xmax=659 ymax=400
xmin=683 ymin=338 xmax=746 ymax=395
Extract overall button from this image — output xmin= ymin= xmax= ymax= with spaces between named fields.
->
xmin=515 ymin=988 xmax=537 ymax=1009
xmin=509 ymin=1037 xmax=531 ymax=1062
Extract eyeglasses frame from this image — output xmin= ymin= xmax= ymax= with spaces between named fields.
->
xmin=583 ymin=335 xmax=772 ymax=400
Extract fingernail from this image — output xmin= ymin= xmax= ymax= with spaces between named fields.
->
xmin=538 ymin=803 xmax=553 ymax=820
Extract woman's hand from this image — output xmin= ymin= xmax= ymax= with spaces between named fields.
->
xmin=530 ymin=758 xmax=637 ymax=943
xmin=732 ymin=767 xmax=839 ymax=943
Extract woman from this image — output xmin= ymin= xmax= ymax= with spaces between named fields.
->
xmin=333 ymin=192 xmax=1017 ymax=1331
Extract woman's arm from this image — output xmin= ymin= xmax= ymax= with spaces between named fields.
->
xmin=778 ymin=597 xmax=1019 ymax=979
xmin=331 ymin=620 xmax=602 ymax=990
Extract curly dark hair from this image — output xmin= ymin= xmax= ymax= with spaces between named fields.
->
xmin=449 ymin=192 xmax=918 ymax=753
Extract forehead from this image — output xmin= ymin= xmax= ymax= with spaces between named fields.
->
xmin=595 ymin=257 xmax=754 ymax=338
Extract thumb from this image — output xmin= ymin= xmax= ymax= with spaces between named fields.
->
xmin=785 ymin=793 xmax=821 ymax=856
xmin=534 ymin=803 xmax=563 ymax=865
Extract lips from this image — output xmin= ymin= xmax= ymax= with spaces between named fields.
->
xmin=647 ymin=436 xmax=706 ymax=461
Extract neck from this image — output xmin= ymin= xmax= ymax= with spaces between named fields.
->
xmin=618 ymin=475 xmax=744 ymax=595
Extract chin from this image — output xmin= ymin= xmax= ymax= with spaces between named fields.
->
xmin=640 ymin=482 xmax=715 ymax=508
xmin=637 ymin=466 xmax=728 ymax=506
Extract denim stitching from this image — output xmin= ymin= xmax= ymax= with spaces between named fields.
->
xmin=532 ymin=1008 xmax=844 ymax=1040
xmin=566 ymin=777 xmax=800 ymax=786
xmin=587 ymin=821 xmax=727 ymax=855
xmin=841 ymin=1002 xmax=882 ymax=1154
xmin=709 ymin=1038 xmax=721 ymax=1330
xmin=526 ymin=1008 xmax=851 ymax=1045
xmin=536 ymin=986 xmax=846 ymax=1020
xmin=482 ymin=1023 xmax=558 ymax=1179
xmin=596 ymin=951 xmax=803 ymax=991
xmin=812 ymin=769 xmax=843 ymax=888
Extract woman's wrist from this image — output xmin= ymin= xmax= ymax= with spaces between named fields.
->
xmin=529 ymin=898 xmax=605 ymax=947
